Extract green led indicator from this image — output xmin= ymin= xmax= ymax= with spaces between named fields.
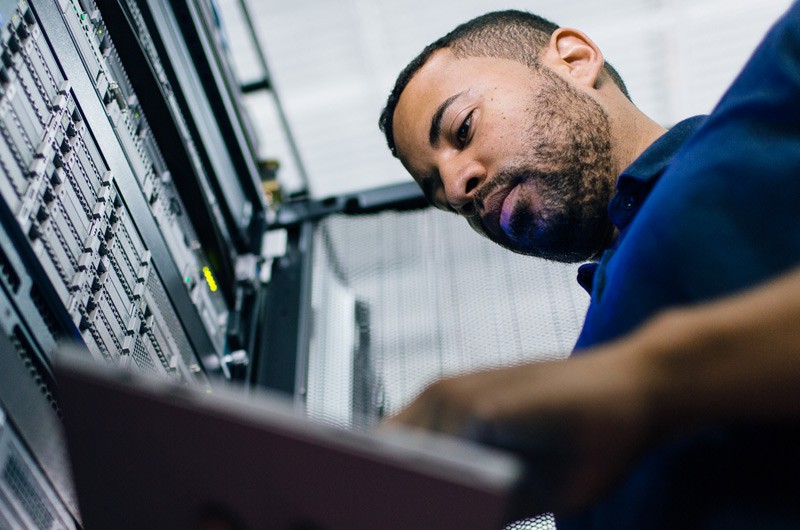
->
xmin=185 ymin=277 xmax=192 ymax=284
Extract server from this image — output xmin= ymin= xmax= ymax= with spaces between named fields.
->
xmin=0 ymin=0 xmax=273 ymax=526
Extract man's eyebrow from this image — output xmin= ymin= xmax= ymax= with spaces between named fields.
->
xmin=429 ymin=92 xmax=465 ymax=148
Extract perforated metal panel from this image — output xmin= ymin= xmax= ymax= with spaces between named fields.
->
xmin=306 ymin=209 xmax=588 ymax=422
xmin=0 ymin=407 xmax=76 ymax=530
xmin=305 ymin=208 xmax=590 ymax=529
xmin=506 ymin=514 xmax=557 ymax=530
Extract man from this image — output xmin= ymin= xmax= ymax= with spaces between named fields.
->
xmin=379 ymin=3 xmax=800 ymax=529
xmin=379 ymin=11 xmax=665 ymax=265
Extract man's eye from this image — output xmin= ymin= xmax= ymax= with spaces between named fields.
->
xmin=456 ymin=112 xmax=473 ymax=145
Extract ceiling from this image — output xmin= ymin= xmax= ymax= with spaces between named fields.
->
xmin=216 ymin=0 xmax=793 ymax=200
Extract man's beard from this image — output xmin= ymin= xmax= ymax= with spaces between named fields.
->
xmin=474 ymin=68 xmax=617 ymax=263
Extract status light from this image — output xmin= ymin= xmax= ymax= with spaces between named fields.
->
xmin=202 ymin=266 xmax=218 ymax=292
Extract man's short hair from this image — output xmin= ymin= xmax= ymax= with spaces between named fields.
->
xmin=378 ymin=10 xmax=630 ymax=157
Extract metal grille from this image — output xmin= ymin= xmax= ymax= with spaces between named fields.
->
xmin=147 ymin=272 xmax=193 ymax=375
xmin=132 ymin=337 xmax=158 ymax=375
xmin=506 ymin=514 xmax=557 ymax=529
xmin=3 ymin=449 xmax=54 ymax=530
xmin=306 ymin=208 xmax=590 ymax=529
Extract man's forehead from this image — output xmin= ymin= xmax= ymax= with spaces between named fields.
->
xmin=392 ymin=49 xmax=466 ymax=165
xmin=392 ymin=50 xmax=536 ymax=162
xmin=406 ymin=47 xmax=462 ymax=89
xmin=394 ymin=51 xmax=460 ymax=125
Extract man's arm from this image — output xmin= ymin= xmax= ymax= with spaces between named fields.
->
xmin=388 ymin=266 xmax=800 ymax=515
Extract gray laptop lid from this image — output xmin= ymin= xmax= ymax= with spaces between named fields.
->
xmin=54 ymin=349 xmax=523 ymax=530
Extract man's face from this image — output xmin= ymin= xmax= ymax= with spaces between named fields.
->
xmin=392 ymin=49 xmax=617 ymax=262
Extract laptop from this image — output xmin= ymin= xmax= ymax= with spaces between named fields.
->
xmin=53 ymin=347 xmax=525 ymax=529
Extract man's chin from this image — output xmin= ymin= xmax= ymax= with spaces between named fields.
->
xmin=513 ymin=245 xmax=595 ymax=263
xmin=467 ymin=215 xmax=603 ymax=263
xmin=493 ymin=230 xmax=603 ymax=263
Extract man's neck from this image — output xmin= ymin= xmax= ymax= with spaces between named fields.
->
xmin=613 ymin=109 xmax=669 ymax=177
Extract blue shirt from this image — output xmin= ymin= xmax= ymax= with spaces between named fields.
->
xmin=557 ymin=1 xmax=800 ymax=527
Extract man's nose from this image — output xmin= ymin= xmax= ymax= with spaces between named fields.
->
xmin=442 ymin=160 xmax=485 ymax=215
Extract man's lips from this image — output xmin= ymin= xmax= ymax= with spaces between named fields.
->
xmin=477 ymin=182 xmax=519 ymax=241
xmin=500 ymin=185 xmax=520 ymax=235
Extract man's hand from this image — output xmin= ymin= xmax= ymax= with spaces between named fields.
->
xmin=387 ymin=347 xmax=652 ymax=516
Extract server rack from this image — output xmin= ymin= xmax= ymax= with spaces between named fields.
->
xmin=0 ymin=1 xmax=585 ymax=528
xmin=0 ymin=0 xmax=278 ymax=525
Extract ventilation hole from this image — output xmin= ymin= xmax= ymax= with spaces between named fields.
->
xmin=0 ymin=245 xmax=20 ymax=293
xmin=10 ymin=326 xmax=61 ymax=417
xmin=29 ymin=285 xmax=60 ymax=339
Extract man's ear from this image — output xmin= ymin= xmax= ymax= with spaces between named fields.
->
xmin=542 ymin=28 xmax=605 ymax=89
